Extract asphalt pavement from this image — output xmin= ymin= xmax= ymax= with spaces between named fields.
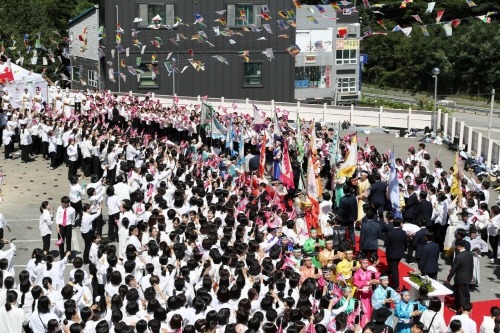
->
xmin=0 ymin=132 xmax=498 ymax=302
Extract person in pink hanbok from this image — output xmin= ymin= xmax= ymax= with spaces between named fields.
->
xmin=353 ymin=258 xmax=380 ymax=326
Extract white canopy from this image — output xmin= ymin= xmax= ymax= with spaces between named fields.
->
xmin=0 ymin=62 xmax=48 ymax=108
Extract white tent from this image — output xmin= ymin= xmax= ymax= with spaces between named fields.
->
xmin=0 ymin=62 xmax=48 ymax=109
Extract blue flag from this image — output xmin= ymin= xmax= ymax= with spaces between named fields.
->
xmin=388 ymin=150 xmax=402 ymax=218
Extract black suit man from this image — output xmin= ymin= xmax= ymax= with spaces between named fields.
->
xmin=419 ymin=233 xmax=440 ymax=280
xmin=446 ymin=239 xmax=474 ymax=312
xmin=360 ymin=209 xmax=381 ymax=255
xmin=370 ymin=175 xmax=387 ymax=221
xmin=339 ymin=186 xmax=358 ymax=246
xmin=385 ymin=219 xmax=407 ymax=289
xmin=412 ymin=220 xmax=429 ymax=264
xmin=403 ymin=185 xmax=419 ymax=224
xmin=414 ymin=191 xmax=433 ymax=228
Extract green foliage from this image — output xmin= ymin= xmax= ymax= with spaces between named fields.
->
xmin=0 ymin=0 xmax=98 ymax=83
xmin=360 ymin=97 xmax=411 ymax=109
xmin=360 ymin=1 xmax=500 ymax=95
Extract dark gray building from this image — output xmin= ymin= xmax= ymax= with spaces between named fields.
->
xmin=98 ymin=0 xmax=296 ymax=102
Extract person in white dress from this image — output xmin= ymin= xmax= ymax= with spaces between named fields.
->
xmin=62 ymin=91 xmax=72 ymax=119
xmin=21 ymin=88 xmax=30 ymax=114
xmin=32 ymin=87 xmax=43 ymax=112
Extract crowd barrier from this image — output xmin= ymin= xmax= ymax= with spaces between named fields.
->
xmin=439 ymin=111 xmax=500 ymax=167
xmin=111 ymin=92 xmax=433 ymax=130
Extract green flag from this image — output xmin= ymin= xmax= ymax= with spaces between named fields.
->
xmin=296 ymin=114 xmax=304 ymax=162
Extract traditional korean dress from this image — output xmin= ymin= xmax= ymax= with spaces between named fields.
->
xmin=357 ymin=178 xmax=371 ymax=221
xmin=353 ymin=268 xmax=378 ymax=326
xmin=394 ymin=300 xmax=427 ymax=333
xmin=372 ymin=285 xmax=402 ymax=326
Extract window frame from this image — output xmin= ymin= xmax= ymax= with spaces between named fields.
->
xmin=87 ymin=70 xmax=98 ymax=87
xmin=336 ymin=49 xmax=358 ymax=65
xmin=226 ymin=4 xmax=262 ymax=28
xmin=137 ymin=3 xmax=175 ymax=28
xmin=137 ymin=62 xmax=159 ymax=89
xmin=337 ymin=77 xmax=356 ymax=93
xmin=243 ymin=62 xmax=263 ymax=88
xmin=71 ymin=67 xmax=79 ymax=82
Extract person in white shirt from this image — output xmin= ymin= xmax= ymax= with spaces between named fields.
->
xmin=66 ymin=138 xmax=78 ymax=180
xmin=479 ymin=306 xmax=499 ymax=333
xmin=0 ymin=290 xmax=26 ymax=333
xmin=107 ymin=186 xmax=121 ymax=242
xmin=19 ymin=123 xmax=32 ymax=163
xmin=68 ymin=176 xmax=84 ymax=227
xmin=28 ymin=296 xmax=58 ymax=333
xmin=421 ymin=297 xmax=447 ymax=333
xmin=113 ymin=175 xmax=131 ymax=201
xmin=2 ymin=124 xmax=15 ymax=160
xmin=55 ymin=196 xmax=76 ymax=259
xmin=0 ymin=212 xmax=10 ymax=241
xmin=74 ymin=90 xmax=83 ymax=113
xmin=80 ymin=203 xmax=101 ymax=264
xmin=38 ymin=201 xmax=54 ymax=254
xmin=448 ymin=303 xmax=477 ymax=333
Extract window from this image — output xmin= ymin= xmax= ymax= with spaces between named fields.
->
xmin=336 ymin=49 xmax=357 ymax=65
xmin=243 ymin=63 xmax=262 ymax=87
xmin=227 ymin=4 xmax=261 ymax=27
xmin=295 ymin=66 xmax=331 ymax=88
xmin=88 ymin=70 xmax=98 ymax=87
xmin=138 ymin=63 xmax=158 ymax=88
xmin=138 ymin=4 xmax=175 ymax=27
xmin=71 ymin=67 xmax=79 ymax=81
xmin=337 ymin=77 xmax=356 ymax=93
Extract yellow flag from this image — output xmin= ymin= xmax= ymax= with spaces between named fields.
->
xmin=450 ymin=152 xmax=462 ymax=198
xmin=338 ymin=135 xmax=357 ymax=178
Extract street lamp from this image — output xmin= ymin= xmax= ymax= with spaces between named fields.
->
xmin=172 ymin=57 xmax=176 ymax=96
xmin=432 ymin=67 xmax=440 ymax=132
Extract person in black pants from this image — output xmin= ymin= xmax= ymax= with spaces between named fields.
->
xmin=385 ymin=218 xmax=407 ymax=290
xmin=489 ymin=206 xmax=500 ymax=262
xmin=55 ymin=196 xmax=76 ymax=259
xmin=67 ymin=138 xmax=79 ymax=180
xmin=446 ymin=239 xmax=474 ymax=313
xmin=80 ymin=203 xmax=101 ymax=264
xmin=419 ymin=233 xmax=440 ymax=280
xmin=339 ymin=186 xmax=358 ymax=247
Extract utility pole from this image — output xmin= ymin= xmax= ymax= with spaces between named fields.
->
xmin=488 ymin=89 xmax=495 ymax=139
xmin=116 ymin=5 xmax=121 ymax=93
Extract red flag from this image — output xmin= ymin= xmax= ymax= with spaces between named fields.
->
xmin=338 ymin=27 xmax=347 ymax=38
xmin=258 ymin=133 xmax=267 ymax=177
xmin=0 ymin=61 xmax=14 ymax=84
xmin=451 ymin=19 xmax=461 ymax=27
xmin=280 ymin=140 xmax=295 ymax=189
xmin=436 ymin=10 xmax=445 ymax=23
xmin=377 ymin=20 xmax=387 ymax=30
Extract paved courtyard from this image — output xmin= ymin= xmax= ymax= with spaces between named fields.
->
xmin=0 ymin=131 xmax=498 ymax=302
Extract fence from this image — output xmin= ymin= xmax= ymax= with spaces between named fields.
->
xmin=439 ymin=112 xmax=500 ymax=166
xmin=119 ymin=92 xmax=432 ymax=130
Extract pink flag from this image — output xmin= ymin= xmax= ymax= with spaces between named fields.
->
xmin=411 ymin=15 xmax=422 ymax=23
xmin=280 ymin=140 xmax=295 ymax=189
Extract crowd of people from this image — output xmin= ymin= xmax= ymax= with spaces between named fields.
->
xmin=0 ymin=88 xmax=499 ymax=333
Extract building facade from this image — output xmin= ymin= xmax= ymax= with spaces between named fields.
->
xmin=294 ymin=6 xmax=360 ymax=105
xmin=98 ymin=0 xmax=296 ymax=102
xmin=68 ymin=5 xmax=103 ymax=91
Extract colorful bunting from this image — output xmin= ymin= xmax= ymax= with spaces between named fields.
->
xmin=425 ymin=2 xmax=436 ymax=13
xmin=442 ymin=22 xmax=453 ymax=36
xmin=436 ymin=10 xmax=445 ymax=23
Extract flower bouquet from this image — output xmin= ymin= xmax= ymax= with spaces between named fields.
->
xmin=408 ymin=270 xmax=436 ymax=292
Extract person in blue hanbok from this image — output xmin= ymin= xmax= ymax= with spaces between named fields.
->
xmin=272 ymin=141 xmax=282 ymax=181
xmin=372 ymin=274 xmax=402 ymax=327
xmin=394 ymin=289 xmax=426 ymax=333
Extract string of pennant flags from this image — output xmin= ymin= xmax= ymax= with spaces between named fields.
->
xmin=1 ymin=0 xmax=499 ymax=85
